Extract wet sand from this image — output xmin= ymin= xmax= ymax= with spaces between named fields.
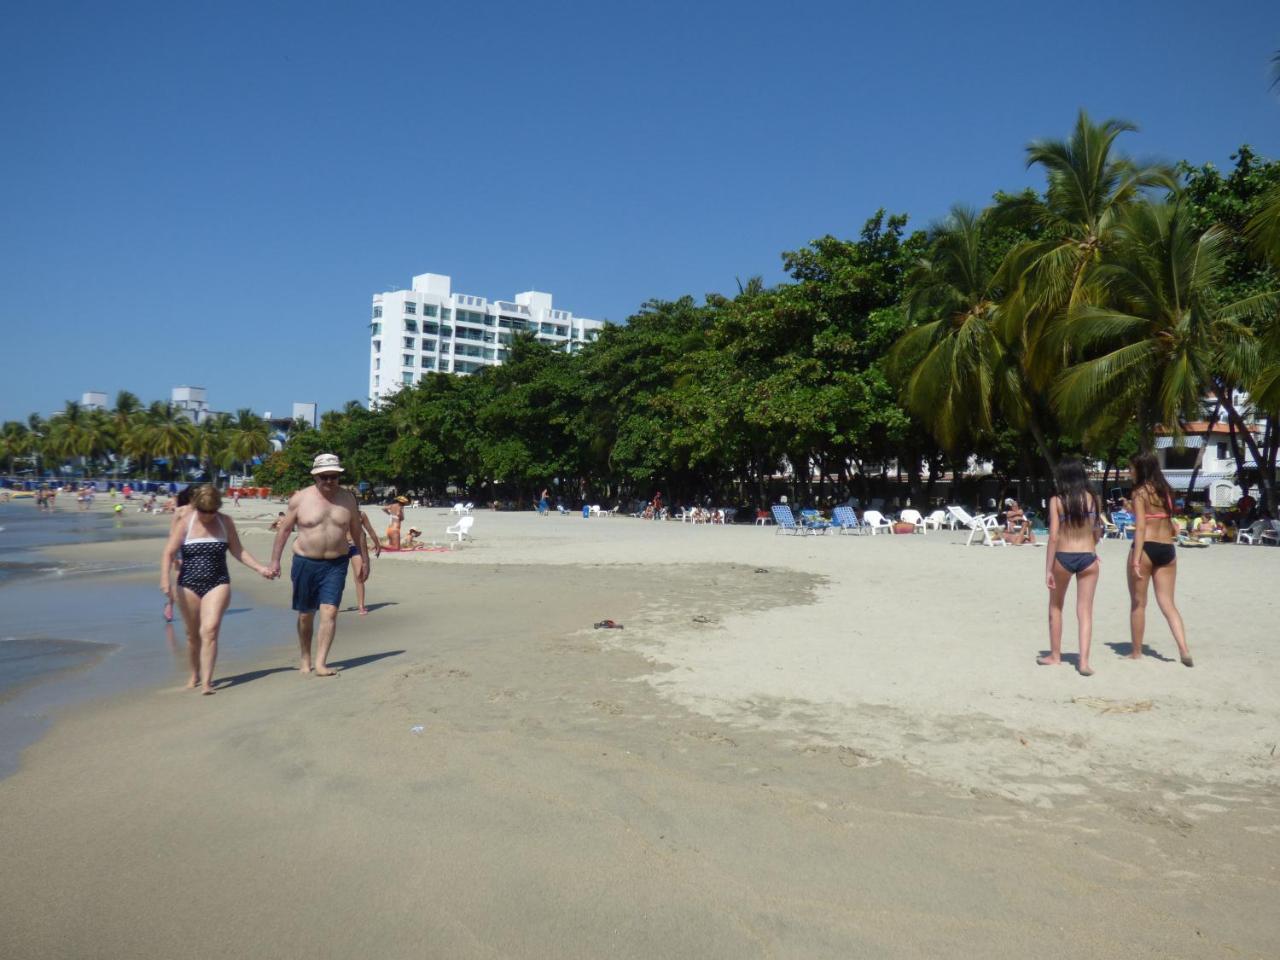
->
xmin=1 ymin=507 xmax=1278 ymax=958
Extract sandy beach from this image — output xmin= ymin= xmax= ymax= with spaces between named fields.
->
xmin=2 ymin=504 xmax=1278 ymax=958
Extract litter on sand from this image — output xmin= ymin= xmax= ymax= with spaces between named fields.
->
xmin=594 ymin=620 xmax=624 ymax=630
xmin=410 ymin=725 xmax=425 ymax=734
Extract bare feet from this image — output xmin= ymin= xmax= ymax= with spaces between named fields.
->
xmin=201 ymin=687 xmax=216 ymax=695
xmin=1036 ymin=655 xmax=1061 ymax=666
xmin=1128 ymin=651 xmax=1143 ymax=660
xmin=1181 ymin=655 xmax=1194 ymax=668
xmin=299 ymin=660 xmax=313 ymax=675
xmin=313 ymin=666 xmax=339 ymax=677
xmin=186 ymin=676 xmax=200 ymax=690
xmin=1078 ymin=665 xmax=1095 ymax=677
xmin=359 ymin=607 xmax=368 ymax=616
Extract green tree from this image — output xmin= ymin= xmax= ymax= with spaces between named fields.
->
xmin=1054 ymin=201 xmax=1277 ymax=505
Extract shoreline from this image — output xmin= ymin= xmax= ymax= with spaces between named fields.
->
xmin=2 ymin=510 xmax=1278 ymax=957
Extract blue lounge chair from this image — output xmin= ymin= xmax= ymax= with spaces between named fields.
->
xmin=832 ymin=505 xmax=865 ymax=535
xmin=771 ymin=504 xmax=805 ymax=535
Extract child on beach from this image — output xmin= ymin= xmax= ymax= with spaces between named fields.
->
xmin=1041 ymin=459 xmax=1102 ymax=677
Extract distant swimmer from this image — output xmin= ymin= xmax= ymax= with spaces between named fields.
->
xmin=160 ymin=484 xmax=272 ymax=694
xmin=267 ymin=454 xmax=369 ymax=677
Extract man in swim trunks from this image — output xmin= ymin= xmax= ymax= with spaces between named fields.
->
xmin=267 ymin=453 xmax=369 ymax=676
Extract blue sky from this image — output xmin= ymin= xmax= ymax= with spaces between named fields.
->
xmin=2 ymin=0 xmax=1278 ymax=422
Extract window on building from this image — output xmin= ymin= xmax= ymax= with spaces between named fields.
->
xmin=421 ymin=355 xmax=433 ymax=367
xmin=403 ymin=354 xmax=413 ymax=366
xmin=440 ymin=343 xmax=451 ymax=353
xmin=404 ymin=319 xmax=418 ymax=333
xmin=483 ymin=332 xmax=495 ymax=343
xmin=375 ymin=358 xmax=380 ymax=370
xmin=371 ymin=322 xmax=382 ymax=336
xmin=374 ymin=374 xmax=380 ymax=388
xmin=403 ymin=336 xmax=415 ymax=349
xmin=1216 ymin=442 xmax=1228 ymax=461
xmin=555 ymin=325 xmax=568 ymax=337
xmin=422 ymin=321 xmax=439 ymax=335
xmin=440 ymin=325 xmax=452 ymax=337
xmin=498 ymin=333 xmax=513 ymax=345
xmin=422 ymin=339 xmax=435 ymax=352
xmin=484 ymin=314 xmax=496 ymax=326
xmin=372 ymin=339 xmax=381 ymax=352
xmin=483 ymin=348 xmax=496 ymax=360
xmin=402 ymin=372 xmax=414 ymax=385
xmin=1164 ymin=447 xmax=1197 ymax=469
xmin=440 ymin=308 xmax=451 ymax=320
xmin=405 ymin=302 xmax=417 ymax=315
xmin=424 ymin=304 xmax=438 ymax=317
xmin=372 ymin=306 xmax=382 ymax=319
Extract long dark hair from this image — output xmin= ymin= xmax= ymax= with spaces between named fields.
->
xmin=1131 ymin=451 xmax=1174 ymax=510
xmin=1054 ymin=459 xmax=1099 ymax=527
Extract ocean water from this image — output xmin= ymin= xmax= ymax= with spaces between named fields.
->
xmin=0 ymin=503 xmax=291 ymax=778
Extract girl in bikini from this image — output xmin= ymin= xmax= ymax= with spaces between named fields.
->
xmin=1041 ymin=459 xmax=1103 ymax=676
xmin=1128 ymin=452 xmax=1193 ymax=666
xmin=383 ymin=497 xmax=406 ymax=550
xmin=160 ymin=485 xmax=272 ymax=694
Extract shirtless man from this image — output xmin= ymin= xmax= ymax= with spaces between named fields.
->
xmin=267 ymin=453 xmax=369 ymax=676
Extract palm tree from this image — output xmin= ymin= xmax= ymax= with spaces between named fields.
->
xmin=46 ymin=401 xmax=110 ymax=477
xmin=196 ymin=413 xmax=234 ymax=486
xmin=1 ymin=421 xmax=32 ymax=475
xmin=891 ymin=206 xmax=1017 ymax=454
xmin=108 ymin=391 xmax=143 ymax=479
xmin=1053 ymin=201 xmax=1278 ymax=503
xmin=144 ymin=402 xmax=197 ymax=481
xmin=225 ymin=409 xmax=272 ymax=481
xmin=998 ymin=110 xmax=1178 ymax=388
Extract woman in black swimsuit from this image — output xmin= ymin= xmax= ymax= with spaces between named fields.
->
xmin=160 ymin=485 xmax=271 ymax=694
xmin=1041 ymin=459 xmax=1102 ymax=676
xmin=1128 ymin=453 xmax=1192 ymax=666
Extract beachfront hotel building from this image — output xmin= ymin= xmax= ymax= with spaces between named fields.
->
xmin=367 ymin=272 xmax=605 ymax=406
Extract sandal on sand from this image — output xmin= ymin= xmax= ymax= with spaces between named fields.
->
xmin=594 ymin=620 xmax=624 ymax=630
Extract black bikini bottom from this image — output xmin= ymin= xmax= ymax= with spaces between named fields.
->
xmin=1054 ymin=552 xmax=1097 ymax=574
xmin=1134 ymin=542 xmax=1176 ymax=568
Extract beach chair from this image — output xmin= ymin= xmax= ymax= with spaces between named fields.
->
xmin=861 ymin=509 xmax=894 ymax=535
xmin=446 ymin=516 xmax=474 ymax=542
xmin=754 ymin=509 xmax=773 ymax=526
xmin=831 ymin=505 xmax=865 ymax=535
xmin=947 ymin=506 xmax=981 ymax=532
xmin=799 ymin=509 xmax=831 ymax=534
xmin=966 ymin=514 xmax=1008 ymax=547
xmin=898 ymin=509 xmax=926 ymax=534
xmin=922 ymin=509 xmax=951 ymax=531
xmin=771 ymin=504 xmax=805 ymax=535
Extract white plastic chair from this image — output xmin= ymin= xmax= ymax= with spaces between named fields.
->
xmin=923 ymin=509 xmax=950 ymax=531
xmin=898 ymin=509 xmax=926 ymax=534
xmin=862 ymin=510 xmax=894 ymax=535
xmin=446 ymin=516 xmax=474 ymax=542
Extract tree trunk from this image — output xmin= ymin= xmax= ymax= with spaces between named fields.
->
xmin=1183 ymin=402 xmax=1219 ymax=504
xmin=1215 ymin=386 xmax=1274 ymax=513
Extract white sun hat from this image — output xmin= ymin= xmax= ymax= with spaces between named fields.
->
xmin=310 ymin=453 xmax=345 ymax=475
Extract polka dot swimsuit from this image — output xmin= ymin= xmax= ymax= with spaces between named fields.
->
xmin=177 ymin=512 xmax=231 ymax=597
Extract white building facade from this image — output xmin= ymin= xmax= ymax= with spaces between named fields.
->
xmin=367 ymin=272 xmax=605 ymax=406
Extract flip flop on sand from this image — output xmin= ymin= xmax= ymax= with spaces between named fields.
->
xmin=594 ymin=619 xmax=624 ymax=630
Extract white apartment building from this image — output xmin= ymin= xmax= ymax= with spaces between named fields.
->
xmin=368 ymin=272 xmax=605 ymax=406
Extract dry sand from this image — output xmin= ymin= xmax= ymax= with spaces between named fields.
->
xmin=2 ymin=505 xmax=1278 ymax=958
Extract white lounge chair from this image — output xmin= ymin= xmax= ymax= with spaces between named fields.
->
xmin=862 ymin=509 xmax=894 ymax=535
xmin=899 ymin=509 xmax=926 ymax=534
xmin=446 ymin=516 xmax=474 ymax=542
xmin=946 ymin=505 xmax=980 ymax=531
